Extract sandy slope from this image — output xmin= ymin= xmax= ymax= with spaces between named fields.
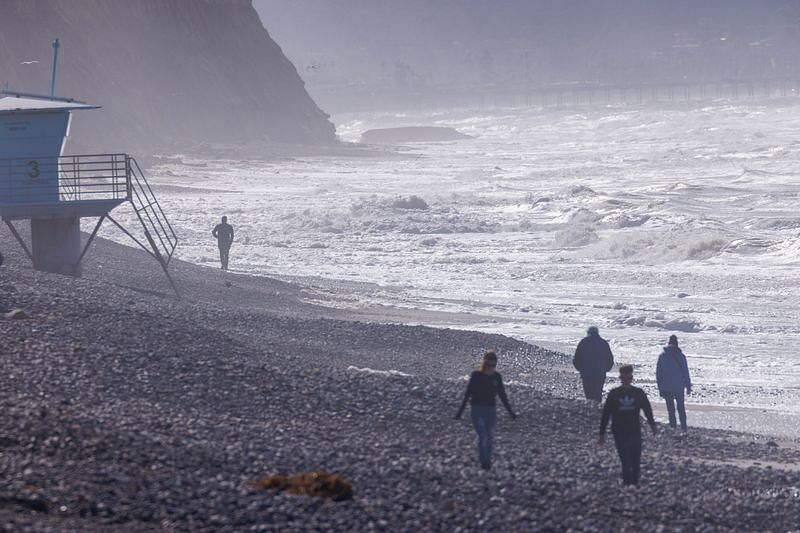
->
xmin=1 ymin=230 xmax=799 ymax=531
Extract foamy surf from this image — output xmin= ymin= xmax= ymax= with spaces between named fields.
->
xmin=97 ymin=101 xmax=800 ymax=415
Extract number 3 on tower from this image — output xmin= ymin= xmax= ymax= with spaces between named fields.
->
xmin=27 ymin=160 xmax=40 ymax=178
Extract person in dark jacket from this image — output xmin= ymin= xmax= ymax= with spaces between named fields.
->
xmin=212 ymin=216 xmax=234 ymax=270
xmin=455 ymin=350 xmax=517 ymax=470
xmin=573 ymin=326 xmax=614 ymax=404
xmin=599 ymin=364 xmax=658 ymax=485
xmin=656 ymin=334 xmax=692 ymax=432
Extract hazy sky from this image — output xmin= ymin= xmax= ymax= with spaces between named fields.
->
xmin=255 ymin=0 xmax=800 ymax=91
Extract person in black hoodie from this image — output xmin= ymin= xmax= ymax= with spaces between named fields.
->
xmin=455 ymin=350 xmax=517 ymax=470
xmin=573 ymin=326 xmax=614 ymax=405
xmin=599 ymin=364 xmax=658 ymax=485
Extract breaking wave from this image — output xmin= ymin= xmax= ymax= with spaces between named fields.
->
xmin=611 ymin=313 xmax=704 ymax=333
xmin=575 ymin=227 xmax=730 ymax=263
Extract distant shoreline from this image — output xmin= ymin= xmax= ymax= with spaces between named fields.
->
xmin=257 ymin=268 xmax=800 ymax=442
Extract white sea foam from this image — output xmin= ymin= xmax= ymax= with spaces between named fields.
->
xmin=347 ymin=366 xmax=413 ymax=378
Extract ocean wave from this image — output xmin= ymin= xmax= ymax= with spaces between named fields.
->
xmin=611 ymin=313 xmax=703 ymax=333
xmin=602 ymin=213 xmax=650 ymax=228
xmin=275 ymin=198 xmax=504 ymax=237
xmin=720 ymin=238 xmax=776 ymax=254
xmin=526 ymin=184 xmax=597 ymax=205
xmin=738 ymin=167 xmax=792 ymax=179
xmin=598 ymin=112 xmax=635 ymax=124
xmin=748 ymin=218 xmax=800 ymax=231
xmin=552 ymin=224 xmax=599 ymax=248
xmin=719 ymin=147 xmax=784 ymax=160
xmin=575 ymin=227 xmax=729 ymax=262
xmin=564 ymin=184 xmax=597 ymax=197
xmin=432 ymin=256 xmax=490 ymax=265
xmin=566 ymin=208 xmax=602 ymax=225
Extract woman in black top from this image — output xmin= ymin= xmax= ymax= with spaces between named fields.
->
xmin=455 ymin=350 xmax=517 ymax=470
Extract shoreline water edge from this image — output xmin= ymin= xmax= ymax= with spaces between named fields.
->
xmin=1 ymin=231 xmax=800 ymax=531
xmin=138 ymin=102 xmax=800 ymax=439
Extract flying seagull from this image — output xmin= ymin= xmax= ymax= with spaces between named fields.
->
xmin=19 ymin=60 xmax=40 ymax=65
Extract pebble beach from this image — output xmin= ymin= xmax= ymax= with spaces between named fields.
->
xmin=1 ymin=232 xmax=800 ymax=532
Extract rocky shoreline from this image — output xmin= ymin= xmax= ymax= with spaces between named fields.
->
xmin=1 ymin=233 xmax=799 ymax=532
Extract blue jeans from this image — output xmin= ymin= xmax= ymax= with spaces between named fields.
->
xmin=470 ymin=405 xmax=497 ymax=469
xmin=663 ymin=391 xmax=687 ymax=430
xmin=613 ymin=433 xmax=642 ymax=485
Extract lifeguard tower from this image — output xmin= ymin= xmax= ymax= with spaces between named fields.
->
xmin=0 ymin=89 xmax=178 ymax=292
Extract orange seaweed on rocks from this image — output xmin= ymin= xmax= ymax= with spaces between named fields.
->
xmin=252 ymin=470 xmax=353 ymax=501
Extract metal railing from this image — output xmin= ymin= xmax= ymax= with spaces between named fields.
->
xmin=0 ymin=154 xmax=129 ymax=204
xmin=59 ymin=153 xmax=129 ymax=201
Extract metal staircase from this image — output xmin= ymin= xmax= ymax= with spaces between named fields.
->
xmin=106 ymin=156 xmax=179 ymax=295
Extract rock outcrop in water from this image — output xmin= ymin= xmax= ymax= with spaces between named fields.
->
xmin=361 ymin=126 xmax=471 ymax=144
xmin=0 ymin=0 xmax=336 ymax=155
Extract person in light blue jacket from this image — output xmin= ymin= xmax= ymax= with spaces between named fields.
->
xmin=656 ymin=334 xmax=692 ymax=432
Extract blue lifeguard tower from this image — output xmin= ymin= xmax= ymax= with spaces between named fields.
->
xmin=0 ymin=89 xmax=178 ymax=291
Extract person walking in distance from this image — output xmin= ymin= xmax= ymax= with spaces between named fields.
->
xmin=656 ymin=334 xmax=692 ymax=433
xmin=455 ymin=350 xmax=517 ymax=470
xmin=598 ymin=364 xmax=658 ymax=485
xmin=573 ymin=326 xmax=614 ymax=406
xmin=212 ymin=216 xmax=234 ymax=270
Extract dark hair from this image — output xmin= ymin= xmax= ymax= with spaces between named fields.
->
xmin=668 ymin=335 xmax=678 ymax=346
xmin=619 ymin=364 xmax=634 ymax=376
xmin=479 ymin=350 xmax=498 ymax=371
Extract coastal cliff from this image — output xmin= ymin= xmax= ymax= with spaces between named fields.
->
xmin=0 ymin=0 xmax=336 ymax=156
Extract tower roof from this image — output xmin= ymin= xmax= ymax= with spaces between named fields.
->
xmin=0 ymin=95 xmax=99 ymax=115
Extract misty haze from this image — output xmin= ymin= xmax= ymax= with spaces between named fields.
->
xmin=2 ymin=1 xmax=800 ymax=531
